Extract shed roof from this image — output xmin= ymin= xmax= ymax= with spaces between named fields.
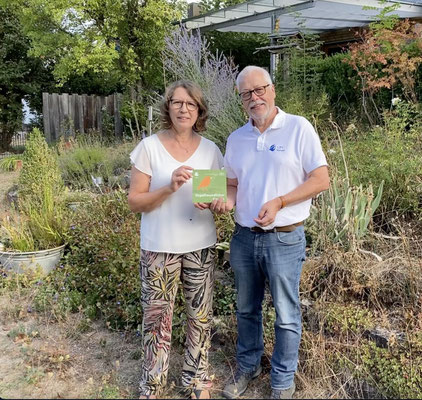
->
xmin=181 ymin=0 xmax=422 ymax=35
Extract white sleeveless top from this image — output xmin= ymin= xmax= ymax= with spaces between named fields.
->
xmin=130 ymin=134 xmax=224 ymax=254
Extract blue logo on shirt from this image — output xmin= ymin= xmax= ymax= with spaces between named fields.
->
xmin=269 ymin=144 xmax=276 ymax=151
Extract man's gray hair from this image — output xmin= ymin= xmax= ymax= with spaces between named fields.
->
xmin=236 ymin=66 xmax=273 ymax=89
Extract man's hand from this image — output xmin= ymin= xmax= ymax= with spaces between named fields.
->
xmin=254 ymin=197 xmax=282 ymax=227
xmin=210 ymin=197 xmax=235 ymax=214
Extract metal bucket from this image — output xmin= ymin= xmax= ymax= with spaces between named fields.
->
xmin=0 ymin=244 xmax=65 ymax=274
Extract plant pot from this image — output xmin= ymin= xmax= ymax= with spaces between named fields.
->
xmin=15 ymin=159 xmax=23 ymax=171
xmin=0 ymin=244 xmax=65 ymax=274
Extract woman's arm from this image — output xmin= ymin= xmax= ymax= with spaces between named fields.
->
xmin=128 ymin=165 xmax=193 ymax=213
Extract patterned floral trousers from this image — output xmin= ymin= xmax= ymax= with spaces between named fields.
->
xmin=139 ymin=247 xmax=215 ymax=396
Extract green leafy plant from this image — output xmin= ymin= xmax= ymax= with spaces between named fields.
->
xmin=58 ymin=135 xmax=132 ymax=190
xmin=0 ymin=154 xmax=22 ymax=171
xmin=56 ymin=190 xmax=141 ymax=329
xmin=275 ymin=33 xmax=330 ymax=130
xmin=1 ymin=128 xmax=67 ymax=251
xmin=308 ymin=174 xmax=384 ymax=252
xmin=333 ymin=112 xmax=422 ymax=215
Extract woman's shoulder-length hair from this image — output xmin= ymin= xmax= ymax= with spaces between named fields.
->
xmin=159 ymin=80 xmax=209 ymax=133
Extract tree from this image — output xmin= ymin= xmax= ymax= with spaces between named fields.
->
xmin=200 ymin=0 xmax=269 ymax=70
xmin=347 ymin=19 xmax=422 ymax=104
xmin=4 ymin=0 xmax=184 ymax=89
xmin=204 ymin=31 xmax=269 ymax=71
xmin=0 ymin=6 xmax=50 ymax=152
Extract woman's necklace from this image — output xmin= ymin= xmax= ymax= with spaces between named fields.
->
xmin=170 ymin=130 xmax=194 ymax=154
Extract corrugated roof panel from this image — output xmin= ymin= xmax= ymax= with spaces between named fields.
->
xmin=181 ymin=0 xmax=422 ymax=34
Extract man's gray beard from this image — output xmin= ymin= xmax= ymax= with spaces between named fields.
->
xmin=252 ymin=115 xmax=266 ymax=127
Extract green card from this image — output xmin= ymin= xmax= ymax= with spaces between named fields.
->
xmin=192 ymin=169 xmax=227 ymax=203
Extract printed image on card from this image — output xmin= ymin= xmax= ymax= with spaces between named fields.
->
xmin=192 ymin=169 xmax=227 ymax=203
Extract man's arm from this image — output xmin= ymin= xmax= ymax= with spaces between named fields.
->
xmin=254 ymin=166 xmax=329 ymax=227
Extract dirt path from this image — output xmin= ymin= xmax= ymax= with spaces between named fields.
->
xmin=0 ymin=288 xmax=276 ymax=399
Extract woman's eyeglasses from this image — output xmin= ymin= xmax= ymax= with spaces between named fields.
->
xmin=239 ymin=84 xmax=271 ymax=101
xmin=169 ymin=99 xmax=198 ymax=111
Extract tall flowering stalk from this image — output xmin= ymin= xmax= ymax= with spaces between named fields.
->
xmin=162 ymin=28 xmax=245 ymax=150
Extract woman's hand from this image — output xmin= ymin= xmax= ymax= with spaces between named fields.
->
xmin=170 ymin=165 xmax=193 ymax=192
xmin=194 ymin=202 xmax=210 ymax=210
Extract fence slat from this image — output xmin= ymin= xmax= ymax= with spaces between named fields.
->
xmin=51 ymin=94 xmax=60 ymax=142
xmin=42 ymin=92 xmax=51 ymax=143
xmin=114 ymin=94 xmax=122 ymax=138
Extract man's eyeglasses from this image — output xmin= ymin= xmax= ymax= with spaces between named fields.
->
xmin=169 ymin=99 xmax=198 ymax=111
xmin=239 ymin=84 xmax=271 ymax=101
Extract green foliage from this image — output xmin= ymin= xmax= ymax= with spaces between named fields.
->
xmin=204 ymin=31 xmax=269 ymax=71
xmin=345 ymin=17 xmax=422 ymax=127
xmin=7 ymin=0 xmax=183 ymax=88
xmin=331 ymin=105 xmax=422 ymax=215
xmin=319 ymin=53 xmax=360 ymax=122
xmin=1 ymin=128 xmax=67 ymax=251
xmin=214 ymin=211 xmax=235 ymax=244
xmin=0 ymin=6 xmax=50 ymax=151
xmin=59 ymin=190 xmax=141 ymax=329
xmin=0 ymin=154 xmax=22 ymax=171
xmin=19 ymin=128 xmax=64 ymax=209
xmin=1 ymin=216 xmax=35 ymax=252
xmin=58 ymin=136 xmax=131 ymax=190
xmin=213 ymin=280 xmax=236 ymax=316
xmin=307 ymin=173 xmax=384 ymax=252
xmin=275 ymin=34 xmax=330 ymax=129
xmin=322 ymin=303 xmax=374 ymax=335
xmin=162 ymin=29 xmax=245 ymax=151
xmin=357 ymin=340 xmax=422 ymax=398
xmin=119 ymin=95 xmax=149 ymax=139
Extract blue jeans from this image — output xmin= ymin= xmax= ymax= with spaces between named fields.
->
xmin=229 ymin=223 xmax=306 ymax=390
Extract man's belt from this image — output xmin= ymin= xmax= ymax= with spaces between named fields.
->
xmin=250 ymin=221 xmax=303 ymax=233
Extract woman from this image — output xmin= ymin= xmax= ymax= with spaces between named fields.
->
xmin=128 ymin=80 xmax=223 ymax=399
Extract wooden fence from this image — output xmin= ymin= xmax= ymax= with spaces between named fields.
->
xmin=42 ymin=93 xmax=123 ymax=143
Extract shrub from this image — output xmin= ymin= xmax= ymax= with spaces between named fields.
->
xmin=1 ymin=128 xmax=67 ymax=251
xmin=319 ymin=53 xmax=360 ymax=122
xmin=351 ymin=339 xmax=422 ymax=398
xmin=58 ymin=136 xmax=132 ymax=190
xmin=19 ymin=128 xmax=64 ymax=210
xmin=275 ymin=33 xmax=330 ymax=131
xmin=60 ymin=190 xmax=141 ymax=329
xmin=331 ymin=114 xmax=422 ymax=216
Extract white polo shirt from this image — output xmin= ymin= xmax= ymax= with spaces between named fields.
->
xmin=224 ymin=107 xmax=327 ymax=229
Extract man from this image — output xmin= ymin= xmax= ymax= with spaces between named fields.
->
xmin=213 ymin=66 xmax=329 ymax=399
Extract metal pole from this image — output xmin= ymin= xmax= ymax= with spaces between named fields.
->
xmin=147 ymin=106 xmax=153 ymax=137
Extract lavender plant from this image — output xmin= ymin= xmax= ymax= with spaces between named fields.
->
xmin=162 ymin=28 xmax=245 ymax=150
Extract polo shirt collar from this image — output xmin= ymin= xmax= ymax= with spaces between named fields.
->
xmin=246 ymin=107 xmax=286 ymax=133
